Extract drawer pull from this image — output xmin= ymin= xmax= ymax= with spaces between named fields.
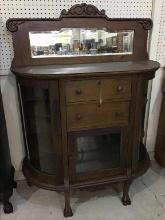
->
xmin=115 ymin=111 xmax=122 ymax=117
xmin=75 ymin=113 xmax=82 ymax=120
xmin=97 ymin=80 xmax=103 ymax=106
xmin=117 ymin=86 xmax=123 ymax=92
xmin=76 ymin=89 xmax=82 ymax=95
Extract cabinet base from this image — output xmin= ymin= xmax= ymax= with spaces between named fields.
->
xmin=23 ymin=147 xmax=150 ymax=217
xmin=23 ymin=150 xmax=150 ymax=191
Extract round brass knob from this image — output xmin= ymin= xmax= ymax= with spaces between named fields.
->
xmin=76 ymin=89 xmax=82 ymax=95
xmin=116 ymin=86 xmax=123 ymax=92
xmin=97 ymin=80 xmax=101 ymax=85
xmin=76 ymin=113 xmax=82 ymax=120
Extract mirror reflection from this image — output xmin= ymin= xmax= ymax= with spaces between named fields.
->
xmin=29 ymin=28 xmax=134 ymax=58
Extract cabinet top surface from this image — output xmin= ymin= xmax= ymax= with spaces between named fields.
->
xmin=12 ymin=60 xmax=160 ymax=79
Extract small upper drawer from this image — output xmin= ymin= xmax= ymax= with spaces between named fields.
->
xmin=65 ymin=77 xmax=131 ymax=103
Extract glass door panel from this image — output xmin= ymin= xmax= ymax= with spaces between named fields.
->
xmin=74 ymin=132 xmax=121 ymax=174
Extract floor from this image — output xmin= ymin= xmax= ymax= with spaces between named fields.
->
xmin=1 ymin=161 xmax=165 ymax=220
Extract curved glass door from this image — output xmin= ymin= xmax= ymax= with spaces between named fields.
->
xmin=19 ymin=85 xmax=56 ymax=174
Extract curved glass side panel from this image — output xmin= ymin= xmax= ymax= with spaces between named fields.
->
xmin=20 ymin=86 xmax=56 ymax=174
xmin=29 ymin=28 xmax=134 ymax=58
xmin=139 ymin=80 xmax=150 ymax=162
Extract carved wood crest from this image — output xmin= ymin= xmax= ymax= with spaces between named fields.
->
xmin=6 ymin=3 xmax=153 ymax=32
xmin=61 ymin=3 xmax=106 ymax=18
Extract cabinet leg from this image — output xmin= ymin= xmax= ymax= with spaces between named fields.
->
xmin=63 ymin=178 xmax=73 ymax=217
xmin=2 ymin=166 xmax=15 ymax=214
xmin=122 ymin=180 xmax=131 ymax=206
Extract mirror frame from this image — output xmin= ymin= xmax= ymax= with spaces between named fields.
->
xmin=6 ymin=3 xmax=152 ymax=67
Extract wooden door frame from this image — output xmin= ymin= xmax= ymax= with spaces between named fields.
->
xmin=67 ymin=126 xmax=129 ymax=183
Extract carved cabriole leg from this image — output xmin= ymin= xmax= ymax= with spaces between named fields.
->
xmin=122 ymin=180 xmax=132 ymax=206
xmin=2 ymin=166 xmax=17 ymax=214
xmin=63 ymin=177 xmax=73 ymax=217
xmin=63 ymin=158 xmax=73 ymax=217
xmin=122 ymin=166 xmax=132 ymax=206
xmin=59 ymin=80 xmax=73 ymax=217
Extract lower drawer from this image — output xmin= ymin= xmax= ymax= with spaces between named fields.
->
xmin=67 ymin=101 xmax=130 ymax=131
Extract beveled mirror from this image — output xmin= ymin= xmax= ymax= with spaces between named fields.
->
xmin=29 ymin=28 xmax=134 ymax=58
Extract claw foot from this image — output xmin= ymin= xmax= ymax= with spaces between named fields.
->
xmin=122 ymin=196 xmax=131 ymax=206
xmin=64 ymin=206 xmax=73 ymax=217
xmin=3 ymin=202 xmax=13 ymax=214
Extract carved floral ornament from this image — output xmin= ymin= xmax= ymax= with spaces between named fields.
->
xmin=6 ymin=3 xmax=153 ymax=32
xmin=61 ymin=3 xmax=106 ymax=18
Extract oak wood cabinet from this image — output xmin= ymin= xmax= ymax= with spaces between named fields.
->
xmin=7 ymin=3 xmax=160 ymax=217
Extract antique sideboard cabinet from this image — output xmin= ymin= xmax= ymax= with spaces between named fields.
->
xmin=6 ymin=3 xmax=160 ymax=217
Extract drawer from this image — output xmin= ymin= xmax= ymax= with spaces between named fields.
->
xmin=67 ymin=101 xmax=130 ymax=131
xmin=65 ymin=78 xmax=131 ymax=103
